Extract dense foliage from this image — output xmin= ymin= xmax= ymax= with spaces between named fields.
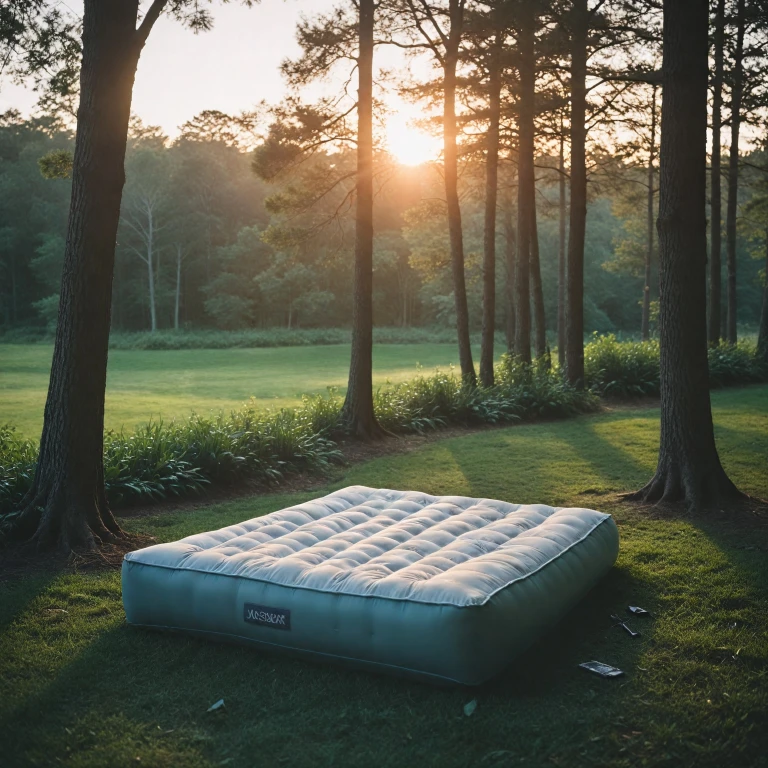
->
xmin=2 ymin=337 xmax=765 ymax=522
xmin=583 ymin=334 xmax=768 ymax=397
xmin=2 ymin=112 xmax=765 ymax=338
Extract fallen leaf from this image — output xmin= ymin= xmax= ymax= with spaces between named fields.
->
xmin=207 ymin=699 xmax=225 ymax=713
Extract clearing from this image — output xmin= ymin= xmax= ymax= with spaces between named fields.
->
xmin=0 ymin=342 xmax=476 ymax=437
xmin=1 ymin=386 xmax=766 ymax=767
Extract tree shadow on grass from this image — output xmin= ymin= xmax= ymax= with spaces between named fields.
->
xmin=0 ymin=564 xmax=653 ymax=768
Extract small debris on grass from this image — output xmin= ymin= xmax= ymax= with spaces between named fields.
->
xmin=627 ymin=606 xmax=650 ymax=616
xmin=579 ymin=661 xmax=624 ymax=678
xmin=464 ymin=699 xmax=477 ymax=717
xmin=206 ymin=698 xmax=225 ymax=713
xmin=610 ymin=615 xmax=640 ymax=637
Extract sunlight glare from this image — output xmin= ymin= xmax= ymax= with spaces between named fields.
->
xmin=385 ymin=113 xmax=441 ymax=166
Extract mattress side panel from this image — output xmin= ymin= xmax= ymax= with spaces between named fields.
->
xmin=121 ymin=559 xmax=474 ymax=684
xmin=458 ymin=515 xmax=621 ymax=683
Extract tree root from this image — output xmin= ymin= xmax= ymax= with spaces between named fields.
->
xmin=8 ymin=480 xmax=126 ymax=554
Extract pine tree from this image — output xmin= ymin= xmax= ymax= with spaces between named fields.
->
xmin=627 ymin=0 xmax=743 ymax=507
xmin=10 ymin=0 xmax=258 ymax=552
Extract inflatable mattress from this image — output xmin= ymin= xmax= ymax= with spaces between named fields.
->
xmin=122 ymin=486 xmax=619 ymax=685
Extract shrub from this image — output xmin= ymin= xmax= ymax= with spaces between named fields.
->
xmin=0 ymin=426 xmax=37 ymax=516
xmin=708 ymin=341 xmax=768 ymax=388
xmin=0 ymin=367 xmax=594 ymax=520
xmin=583 ymin=334 xmax=661 ymax=397
xmin=1 ymin=338 xmax=764 ymax=523
xmin=582 ymin=334 xmax=767 ymax=397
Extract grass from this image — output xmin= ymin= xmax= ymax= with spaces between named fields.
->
xmin=1 ymin=385 xmax=767 ymax=767
xmin=0 ymin=343 xmax=481 ymax=438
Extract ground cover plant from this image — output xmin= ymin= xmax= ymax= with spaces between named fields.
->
xmin=0 ymin=360 xmax=597 ymax=519
xmin=0 ymin=326 xmax=510 ymax=350
xmin=2 ymin=337 xmax=766 ymax=439
xmin=1 ymin=338 xmax=766 ymax=520
xmin=0 ymin=386 xmax=766 ymax=767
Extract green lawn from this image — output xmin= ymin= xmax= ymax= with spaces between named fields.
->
xmin=0 ymin=343 xmax=478 ymax=438
xmin=1 ymin=386 xmax=767 ymax=767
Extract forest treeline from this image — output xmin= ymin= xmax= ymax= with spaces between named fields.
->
xmin=3 ymin=0 xmax=768 ymax=550
xmin=1 ymin=109 xmax=765 ymax=338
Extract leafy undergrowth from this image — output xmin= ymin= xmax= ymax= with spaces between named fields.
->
xmin=0 ymin=325 xmax=510 ymax=350
xmin=0 ymin=386 xmax=766 ymax=767
xmin=0 ymin=361 xmax=596 ymax=520
xmin=583 ymin=334 xmax=767 ymax=397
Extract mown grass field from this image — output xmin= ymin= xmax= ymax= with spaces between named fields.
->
xmin=1 ymin=386 xmax=767 ymax=767
xmin=0 ymin=343 xmax=479 ymax=438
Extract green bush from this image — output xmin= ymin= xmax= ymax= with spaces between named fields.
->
xmin=582 ymin=334 xmax=767 ymax=397
xmin=708 ymin=341 xmax=768 ymax=388
xmin=0 ymin=426 xmax=37 ymax=516
xmin=0 ymin=327 xmax=511 ymax=350
xmin=1 ymin=337 xmax=764 ymax=523
xmin=0 ymin=366 xmax=593 ymax=520
xmin=583 ymin=334 xmax=661 ymax=396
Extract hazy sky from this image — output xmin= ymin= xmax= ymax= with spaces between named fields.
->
xmin=0 ymin=0 xmax=441 ymax=161
xmin=1 ymin=0 xmax=342 ymax=133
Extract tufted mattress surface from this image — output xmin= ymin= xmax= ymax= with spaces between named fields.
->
xmin=122 ymin=486 xmax=619 ymax=685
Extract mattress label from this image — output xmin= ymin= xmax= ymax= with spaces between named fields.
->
xmin=243 ymin=603 xmax=291 ymax=631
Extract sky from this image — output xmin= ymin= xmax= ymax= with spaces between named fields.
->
xmin=0 ymin=0 xmax=442 ymax=163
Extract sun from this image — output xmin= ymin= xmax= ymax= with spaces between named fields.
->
xmin=385 ymin=113 xmax=441 ymax=166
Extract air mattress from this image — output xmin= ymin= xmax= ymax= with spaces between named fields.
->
xmin=122 ymin=486 xmax=619 ymax=685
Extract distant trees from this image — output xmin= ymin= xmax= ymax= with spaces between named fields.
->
xmin=2 ymin=0 xmax=767 ymax=548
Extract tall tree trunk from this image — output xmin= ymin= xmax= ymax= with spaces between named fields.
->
xmin=641 ymin=85 xmax=657 ymax=341
xmin=725 ymin=0 xmax=745 ymax=344
xmin=480 ymin=39 xmax=502 ymax=387
xmin=342 ymin=0 xmax=383 ymax=438
xmin=565 ymin=0 xmax=587 ymax=386
xmin=758 ymin=232 xmax=768 ymax=363
xmin=530 ymin=190 xmax=547 ymax=360
xmin=627 ymin=0 xmax=741 ymax=507
xmin=146 ymin=206 xmax=157 ymax=332
xmin=557 ymin=124 xmax=567 ymax=367
xmin=514 ymin=3 xmax=535 ymax=363
xmin=444 ymin=0 xmax=475 ymax=384
xmin=9 ymin=253 xmax=17 ymax=324
xmin=174 ymin=244 xmax=182 ymax=331
xmin=12 ymin=0 xmax=148 ymax=551
xmin=503 ymin=191 xmax=517 ymax=353
xmin=708 ymin=0 xmax=725 ymax=345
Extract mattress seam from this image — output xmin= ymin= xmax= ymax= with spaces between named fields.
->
xmin=123 ymin=514 xmax=615 ymax=608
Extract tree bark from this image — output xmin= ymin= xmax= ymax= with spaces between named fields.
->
xmin=480 ymin=38 xmax=502 ymax=387
xmin=174 ymin=243 xmax=182 ymax=331
xmin=627 ymin=0 xmax=741 ymax=507
xmin=758 ymin=232 xmax=768 ymax=363
xmin=725 ymin=0 xmax=745 ymax=344
xmin=530 ymin=189 xmax=547 ymax=360
xmin=557 ymin=124 xmax=566 ymax=367
xmin=641 ymin=85 xmax=657 ymax=341
xmin=146 ymin=203 xmax=157 ymax=332
xmin=444 ymin=0 xmax=476 ymax=384
xmin=342 ymin=0 xmax=384 ymax=439
xmin=564 ymin=0 xmax=588 ymax=386
xmin=11 ymin=0 xmax=147 ymax=551
xmin=708 ymin=0 xmax=725 ymax=345
xmin=503 ymin=191 xmax=517 ymax=353
xmin=514 ymin=3 xmax=535 ymax=364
